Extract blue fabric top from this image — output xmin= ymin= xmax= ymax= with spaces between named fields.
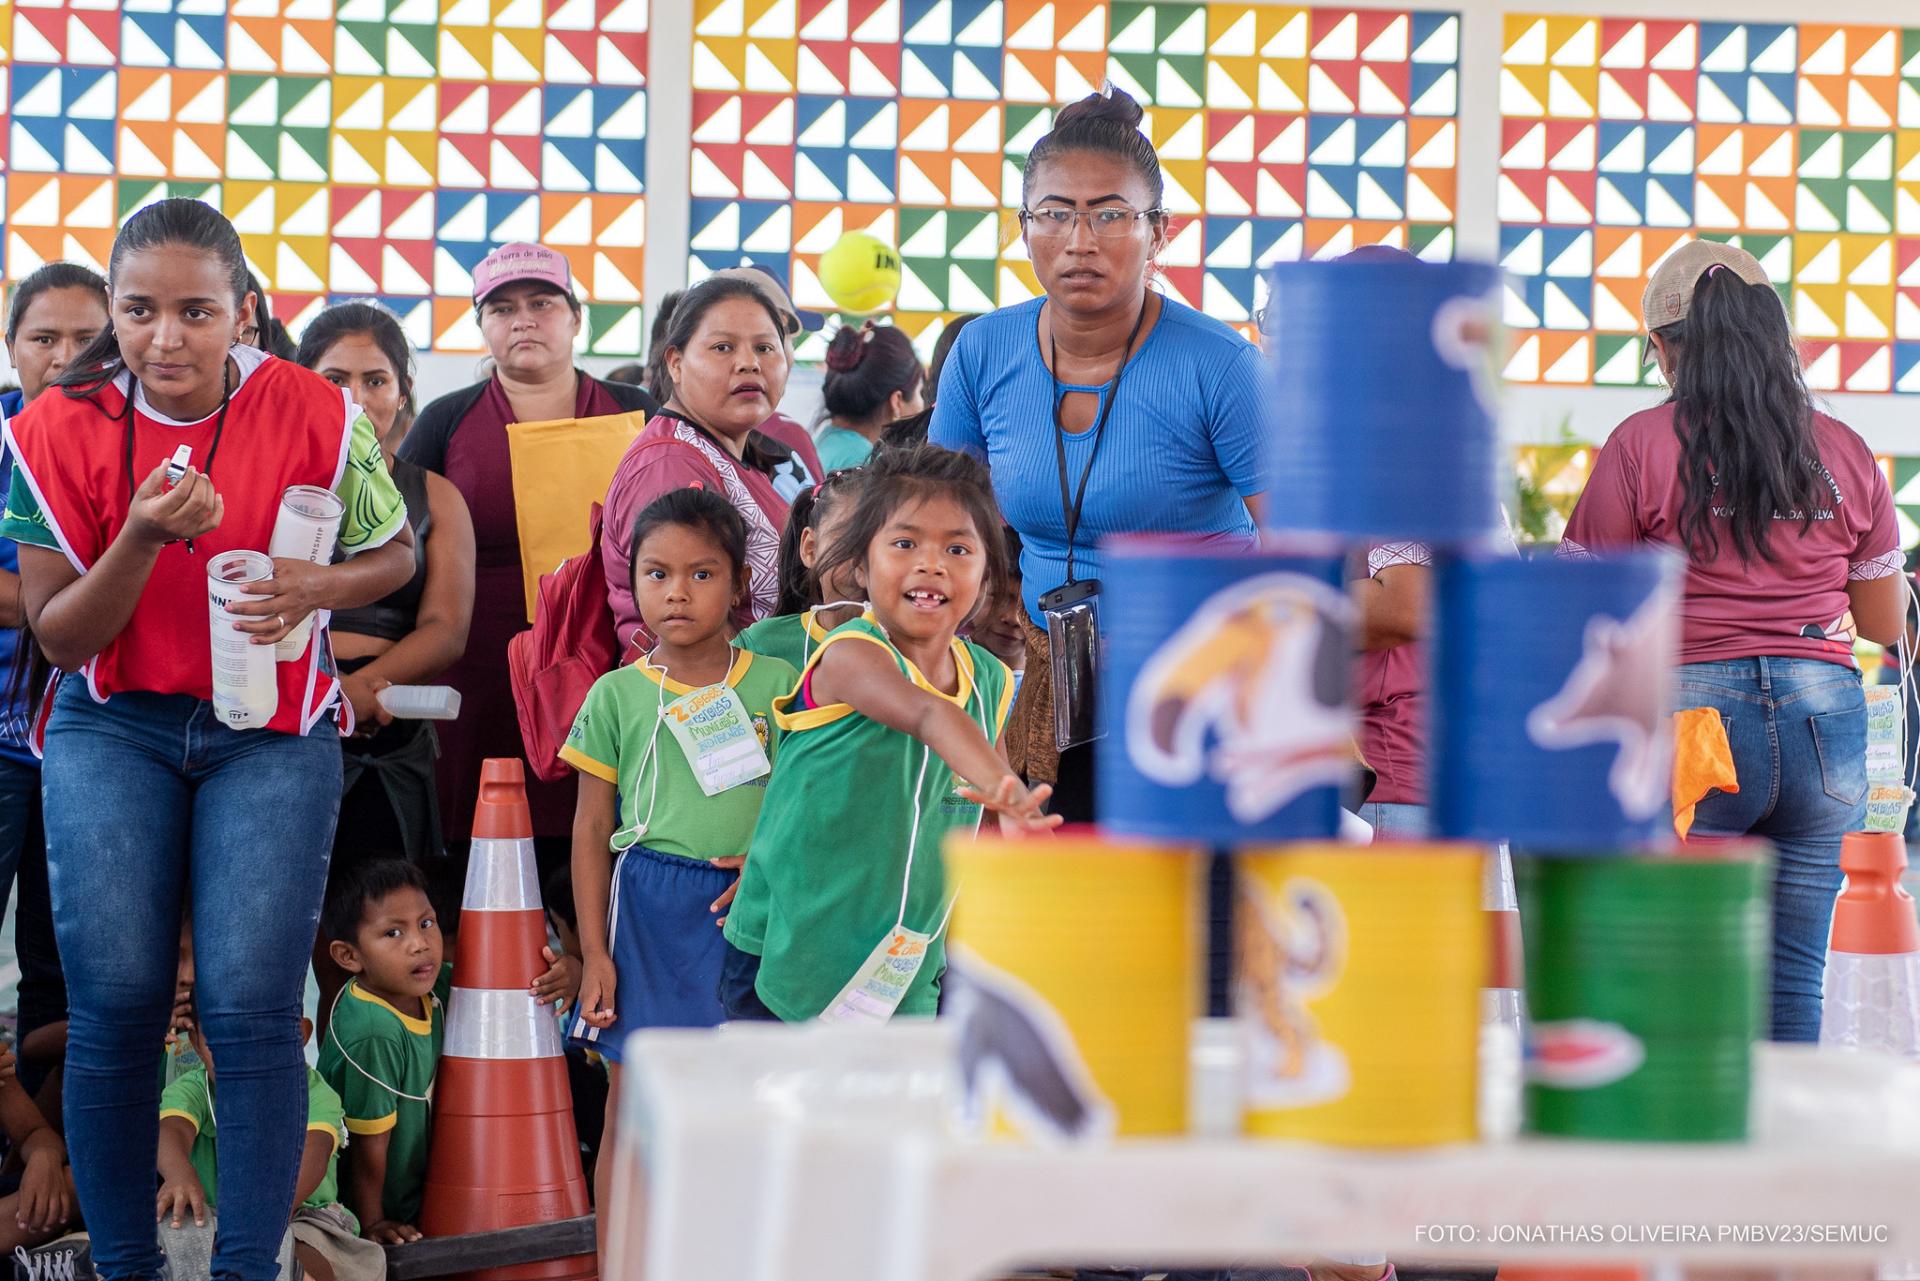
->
xmin=0 ymin=387 xmax=34 ymax=764
xmin=930 ymin=295 xmax=1266 ymax=625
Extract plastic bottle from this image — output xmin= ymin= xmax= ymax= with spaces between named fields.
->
xmin=268 ymin=485 xmax=343 ymax=660
xmin=1820 ymin=831 xmax=1920 ymax=1059
xmin=206 ymin=551 xmax=278 ymax=730
xmin=376 ymin=685 xmax=463 ymax=720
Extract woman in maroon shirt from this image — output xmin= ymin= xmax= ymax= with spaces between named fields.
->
xmin=1560 ymin=239 xmax=1905 ymax=1041
xmin=399 ymin=243 xmax=658 ymax=877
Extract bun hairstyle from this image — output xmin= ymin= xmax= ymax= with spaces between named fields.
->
xmin=1021 ymin=84 xmax=1165 ymax=214
xmin=820 ymin=322 xmax=925 ymax=426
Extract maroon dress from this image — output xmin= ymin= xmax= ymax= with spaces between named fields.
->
xmin=403 ymin=373 xmax=641 ymax=843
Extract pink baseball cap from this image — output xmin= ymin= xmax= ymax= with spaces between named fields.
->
xmin=472 ymin=241 xmax=574 ymax=305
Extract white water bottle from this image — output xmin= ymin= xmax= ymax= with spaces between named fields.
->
xmin=1820 ymin=831 xmax=1920 ymax=1059
xmin=207 ymin=550 xmax=278 ymax=731
xmin=268 ymin=485 xmax=344 ymax=661
xmin=376 ymin=685 xmax=462 ymax=720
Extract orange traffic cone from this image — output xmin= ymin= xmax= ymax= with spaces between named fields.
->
xmin=421 ymin=758 xmax=595 ymax=1280
xmin=1820 ymin=830 xmax=1920 ymax=1057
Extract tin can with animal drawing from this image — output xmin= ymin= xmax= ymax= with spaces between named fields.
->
xmin=1097 ymin=537 xmax=1357 ymax=844
xmin=1429 ymin=548 xmax=1685 ymax=850
xmin=1260 ymin=258 xmax=1505 ymax=544
xmin=1237 ymin=844 xmax=1486 ymax=1146
xmin=1520 ymin=850 xmax=1768 ymax=1142
xmin=943 ymin=828 xmax=1204 ymax=1141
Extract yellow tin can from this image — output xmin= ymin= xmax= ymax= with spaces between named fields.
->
xmin=1238 ymin=843 xmax=1485 ymax=1146
xmin=945 ymin=829 xmax=1203 ymax=1139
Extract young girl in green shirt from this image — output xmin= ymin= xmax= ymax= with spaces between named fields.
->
xmin=722 ymin=445 xmax=1060 ymax=1023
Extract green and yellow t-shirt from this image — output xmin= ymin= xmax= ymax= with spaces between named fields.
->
xmin=733 ymin=610 xmax=834 ymax=676
xmin=159 ymin=1064 xmax=352 ymax=1221
xmin=724 ymin=614 xmax=1012 ymax=1018
xmin=317 ymin=964 xmax=450 ymax=1226
xmin=560 ymin=648 xmax=796 ymax=863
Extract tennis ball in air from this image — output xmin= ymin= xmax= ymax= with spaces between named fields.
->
xmin=818 ymin=231 xmax=902 ymax=314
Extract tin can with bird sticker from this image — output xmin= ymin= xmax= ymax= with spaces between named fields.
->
xmin=1238 ymin=843 xmax=1487 ymax=1146
xmin=1429 ymin=549 xmax=1684 ymax=851
xmin=1261 ymin=258 xmax=1505 ymax=543
xmin=944 ymin=828 xmax=1203 ymax=1141
xmin=1096 ymin=537 xmax=1355 ymax=844
xmin=1519 ymin=850 xmax=1769 ymax=1141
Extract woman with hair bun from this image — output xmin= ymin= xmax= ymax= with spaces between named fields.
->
xmin=814 ymin=322 xmax=925 ymax=472
xmin=929 ymin=84 xmax=1269 ymax=823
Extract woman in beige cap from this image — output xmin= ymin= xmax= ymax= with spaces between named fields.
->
xmin=1560 ymin=238 xmax=1906 ymax=1041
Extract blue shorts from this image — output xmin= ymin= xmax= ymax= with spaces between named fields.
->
xmin=568 ymin=845 xmax=735 ymax=1061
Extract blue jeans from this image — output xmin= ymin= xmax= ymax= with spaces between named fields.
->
xmin=1674 ymin=658 xmax=1866 ymax=1043
xmin=1357 ymin=801 xmax=1429 ymax=837
xmin=42 ymin=686 xmax=340 ymax=1281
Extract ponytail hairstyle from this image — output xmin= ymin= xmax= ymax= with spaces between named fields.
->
xmin=820 ymin=322 xmax=925 ymax=427
xmin=813 ymin=444 xmax=1009 ymax=628
xmin=5 ymin=261 xmax=107 ymax=347
xmin=54 ymin=198 xmax=251 ymax=401
xmin=1021 ymin=85 xmax=1165 ymax=217
xmin=1659 ymin=265 xmax=1824 ymax=564
xmin=295 ymin=301 xmax=418 ymax=428
xmin=773 ymin=467 xmax=867 ymax=616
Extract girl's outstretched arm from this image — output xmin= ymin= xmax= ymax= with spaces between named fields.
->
xmin=811 ymin=639 xmax=1058 ymax=831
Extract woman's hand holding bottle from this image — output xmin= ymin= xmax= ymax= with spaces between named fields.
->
xmin=225 ymin=557 xmax=332 ymax=645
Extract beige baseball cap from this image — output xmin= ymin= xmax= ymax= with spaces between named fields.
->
xmin=1641 ymin=239 xmax=1770 ymax=337
xmin=710 ymin=265 xmax=824 ymax=336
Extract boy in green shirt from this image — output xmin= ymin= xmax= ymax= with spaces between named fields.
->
xmin=316 ymin=859 xmax=449 ymax=1246
xmin=158 ymin=1017 xmax=385 ymax=1281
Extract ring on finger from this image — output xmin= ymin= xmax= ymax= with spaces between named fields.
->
xmin=277 ymin=614 xmax=286 ymax=629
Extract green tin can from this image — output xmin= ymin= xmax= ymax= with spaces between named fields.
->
xmin=1519 ymin=852 xmax=1770 ymax=1142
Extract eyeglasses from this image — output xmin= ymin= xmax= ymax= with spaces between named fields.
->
xmin=1020 ymin=206 xmax=1163 ymax=239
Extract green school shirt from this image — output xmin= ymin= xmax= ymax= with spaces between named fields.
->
xmin=159 ymin=1064 xmax=352 ymax=1223
xmin=733 ymin=610 xmax=834 ymax=676
xmin=559 ymin=648 xmax=795 ymax=862
xmin=724 ymin=615 xmax=1013 ymax=1019
xmin=317 ymin=964 xmax=451 ymax=1227
xmin=814 ymin=426 xmax=875 ymax=474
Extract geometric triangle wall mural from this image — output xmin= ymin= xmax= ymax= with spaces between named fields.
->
xmin=1501 ymin=15 xmax=1920 ymax=395
xmin=689 ymin=1 xmax=1463 ymax=360
xmin=4 ymin=0 xmax=647 ymax=355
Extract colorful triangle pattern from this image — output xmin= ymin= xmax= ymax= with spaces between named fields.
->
xmin=1502 ymin=13 xmax=1920 ymax=397
xmin=0 ymin=0 xmax=649 ymax=353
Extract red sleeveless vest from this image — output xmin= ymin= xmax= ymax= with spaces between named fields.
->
xmin=7 ymin=356 xmax=357 ymax=736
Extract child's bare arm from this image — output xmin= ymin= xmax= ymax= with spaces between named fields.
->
xmin=345 ymin=1129 xmax=419 ymax=1244
xmin=812 ymin=641 xmax=1057 ymax=829
xmin=291 ymin=1128 xmax=336 ymax=1210
xmin=155 ymin=1116 xmax=206 ymax=1228
xmin=572 ymin=775 xmax=619 ymax=1030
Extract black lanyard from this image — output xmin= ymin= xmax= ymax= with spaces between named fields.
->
xmin=1049 ymin=297 xmax=1148 ymax=585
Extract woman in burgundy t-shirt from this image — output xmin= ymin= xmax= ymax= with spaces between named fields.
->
xmin=1560 ymin=241 xmax=1905 ymax=1042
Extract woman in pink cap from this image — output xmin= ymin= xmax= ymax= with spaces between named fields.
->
xmin=399 ymin=242 xmax=659 ymax=883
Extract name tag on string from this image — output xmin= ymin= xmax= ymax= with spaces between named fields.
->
xmin=662 ymin=683 xmax=771 ymax=796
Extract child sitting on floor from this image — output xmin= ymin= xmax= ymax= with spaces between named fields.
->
xmin=157 ymin=1016 xmax=385 ymax=1281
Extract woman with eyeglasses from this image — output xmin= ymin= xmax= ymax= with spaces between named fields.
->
xmin=929 ymin=85 xmax=1270 ymax=825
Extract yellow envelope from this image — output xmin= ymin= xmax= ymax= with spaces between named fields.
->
xmin=505 ymin=410 xmax=649 ymax=621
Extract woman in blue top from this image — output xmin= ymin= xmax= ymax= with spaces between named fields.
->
xmin=930 ymin=85 xmax=1268 ymax=821
xmin=0 ymin=263 xmax=108 ymax=1101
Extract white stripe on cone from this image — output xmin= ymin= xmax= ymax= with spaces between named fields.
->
xmin=444 ymin=986 xmax=566 ymax=1061
xmin=463 ymin=837 xmax=542 ymax=911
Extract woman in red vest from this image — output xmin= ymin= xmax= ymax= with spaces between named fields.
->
xmin=0 ymin=199 xmax=414 ymax=1281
